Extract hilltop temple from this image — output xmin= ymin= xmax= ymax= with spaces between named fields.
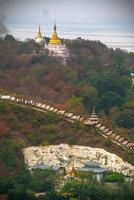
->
xmin=34 ymin=23 xmax=69 ymax=58
xmin=35 ymin=26 xmax=46 ymax=45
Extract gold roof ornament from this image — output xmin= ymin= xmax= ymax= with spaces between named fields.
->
xmin=49 ymin=22 xmax=61 ymax=45
xmin=69 ymin=165 xmax=76 ymax=177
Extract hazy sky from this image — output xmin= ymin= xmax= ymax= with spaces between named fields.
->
xmin=0 ymin=0 xmax=134 ymax=33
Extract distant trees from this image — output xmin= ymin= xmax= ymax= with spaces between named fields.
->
xmin=0 ymin=35 xmax=133 ymax=133
xmin=30 ymin=169 xmax=56 ymax=192
xmin=98 ymin=92 xmax=123 ymax=113
xmin=0 ymin=138 xmax=25 ymax=168
xmin=4 ymin=34 xmax=16 ymax=42
xmin=61 ymin=180 xmax=134 ymax=200
xmin=64 ymin=96 xmax=86 ymax=115
xmin=93 ymin=73 xmax=130 ymax=97
xmin=115 ymin=110 xmax=134 ymax=129
xmin=76 ymin=84 xmax=98 ymax=111
xmin=0 ymin=35 xmax=133 ymax=114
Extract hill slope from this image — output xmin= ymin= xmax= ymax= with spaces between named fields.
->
xmin=0 ymin=35 xmax=134 ymax=181
xmin=0 ymin=100 xmax=133 ymax=179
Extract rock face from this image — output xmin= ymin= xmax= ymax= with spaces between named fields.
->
xmin=23 ymin=144 xmax=134 ymax=176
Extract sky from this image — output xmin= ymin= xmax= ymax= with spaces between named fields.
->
xmin=0 ymin=0 xmax=134 ymax=28
xmin=0 ymin=0 xmax=134 ymax=51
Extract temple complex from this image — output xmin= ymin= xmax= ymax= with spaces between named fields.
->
xmin=34 ymin=23 xmax=69 ymax=58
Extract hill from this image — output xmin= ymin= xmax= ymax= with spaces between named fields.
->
xmin=0 ymin=34 xmax=134 ymax=141
xmin=0 ymin=100 xmax=133 ymax=177
xmin=0 ymin=34 xmax=134 ymax=200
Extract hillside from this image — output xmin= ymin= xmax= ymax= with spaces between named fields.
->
xmin=0 ymin=35 xmax=134 ymax=200
xmin=0 ymin=100 xmax=133 ymax=177
xmin=0 ymin=35 xmax=134 ymax=141
xmin=0 ymin=36 xmax=134 ymax=159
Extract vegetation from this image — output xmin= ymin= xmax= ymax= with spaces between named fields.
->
xmin=0 ymin=165 xmax=133 ymax=200
xmin=0 ymin=35 xmax=133 ymax=130
xmin=103 ymin=172 xmax=125 ymax=183
xmin=60 ymin=180 xmax=134 ymax=200
xmin=0 ymin=35 xmax=134 ymax=199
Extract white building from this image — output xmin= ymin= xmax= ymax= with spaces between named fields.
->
xmin=34 ymin=24 xmax=69 ymax=58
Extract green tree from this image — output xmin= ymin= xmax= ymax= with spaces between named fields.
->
xmin=94 ymin=73 xmax=127 ymax=97
xmin=98 ymin=91 xmax=123 ymax=112
xmin=65 ymin=96 xmax=86 ymax=115
xmin=115 ymin=110 xmax=134 ymax=128
xmin=30 ymin=169 xmax=56 ymax=192
xmin=77 ymin=84 xmax=98 ymax=111
xmin=103 ymin=172 xmax=125 ymax=183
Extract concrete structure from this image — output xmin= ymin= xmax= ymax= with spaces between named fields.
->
xmin=76 ymin=161 xmax=107 ymax=183
xmin=45 ymin=23 xmax=69 ymax=58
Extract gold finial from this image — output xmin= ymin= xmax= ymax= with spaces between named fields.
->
xmin=54 ymin=19 xmax=57 ymax=32
xmin=35 ymin=25 xmax=43 ymax=40
xmin=69 ymin=161 xmax=76 ymax=177
xmin=39 ymin=25 xmax=41 ymax=33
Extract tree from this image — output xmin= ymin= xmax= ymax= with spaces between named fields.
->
xmin=61 ymin=180 xmax=112 ymax=200
xmin=103 ymin=172 xmax=125 ymax=183
xmin=76 ymin=84 xmax=98 ymax=111
xmin=115 ymin=110 xmax=134 ymax=128
xmin=30 ymin=169 xmax=56 ymax=192
xmin=64 ymin=96 xmax=86 ymax=115
xmin=98 ymin=92 xmax=124 ymax=113
xmin=4 ymin=34 xmax=16 ymax=42
xmin=94 ymin=73 xmax=127 ymax=97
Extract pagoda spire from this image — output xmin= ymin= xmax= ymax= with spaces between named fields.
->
xmin=90 ymin=106 xmax=99 ymax=122
xmin=92 ymin=106 xmax=96 ymax=115
xmin=69 ymin=161 xmax=76 ymax=177
xmin=35 ymin=25 xmax=44 ymax=44
xmin=54 ymin=19 xmax=57 ymax=32
xmin=39 ymin=25 xmax=41 ymax=33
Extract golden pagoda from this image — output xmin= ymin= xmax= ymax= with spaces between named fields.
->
xmin=46 ymin=22 xmax=69 ymax=58
xmin=69 ymin=165 xmax=76 ymax=177
xmin=35 ymin=26 xmax=44 ymax=44
xmin=49 ymin=24 xmax=61 ymax=45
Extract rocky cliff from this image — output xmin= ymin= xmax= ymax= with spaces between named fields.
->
xmin=23 ymin=144 xmax=134 ymax=176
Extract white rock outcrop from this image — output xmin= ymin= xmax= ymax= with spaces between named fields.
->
xmin=23 ymin=144 xmax=134 ymax=176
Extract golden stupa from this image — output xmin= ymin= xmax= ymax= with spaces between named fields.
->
xmin=35 ymin=26 xmax=45 ymax=44
xmin=35 ymin=26 xmax=43 ymax=39
xmin=49 ymin=24 xmax=61 ymax=45
xmin=69 ymin=165 xmax=76 ymax=177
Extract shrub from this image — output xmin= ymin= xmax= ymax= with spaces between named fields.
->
xmin=129 ymin=133 xmax=134 ymax=141
xmin=115 ymin=110 xmax=134 ymax=129
xmin=104 ymin=138 xmax=112 ymax=147
xmin=103 ymin=172 xmax=125 ymax=183
xmin=0 ymin=121 xmax=9 ymax=137
xmin=68 ymin=135 xmax=77 ymax=145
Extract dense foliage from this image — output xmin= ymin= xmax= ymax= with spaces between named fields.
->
xmin=103 ymin=172 xmax=125 ymax=183
xmin=0 ymin=35 xmax=134 ymax=199
xmin=0 ymin=35 xmax=133 ymax=131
